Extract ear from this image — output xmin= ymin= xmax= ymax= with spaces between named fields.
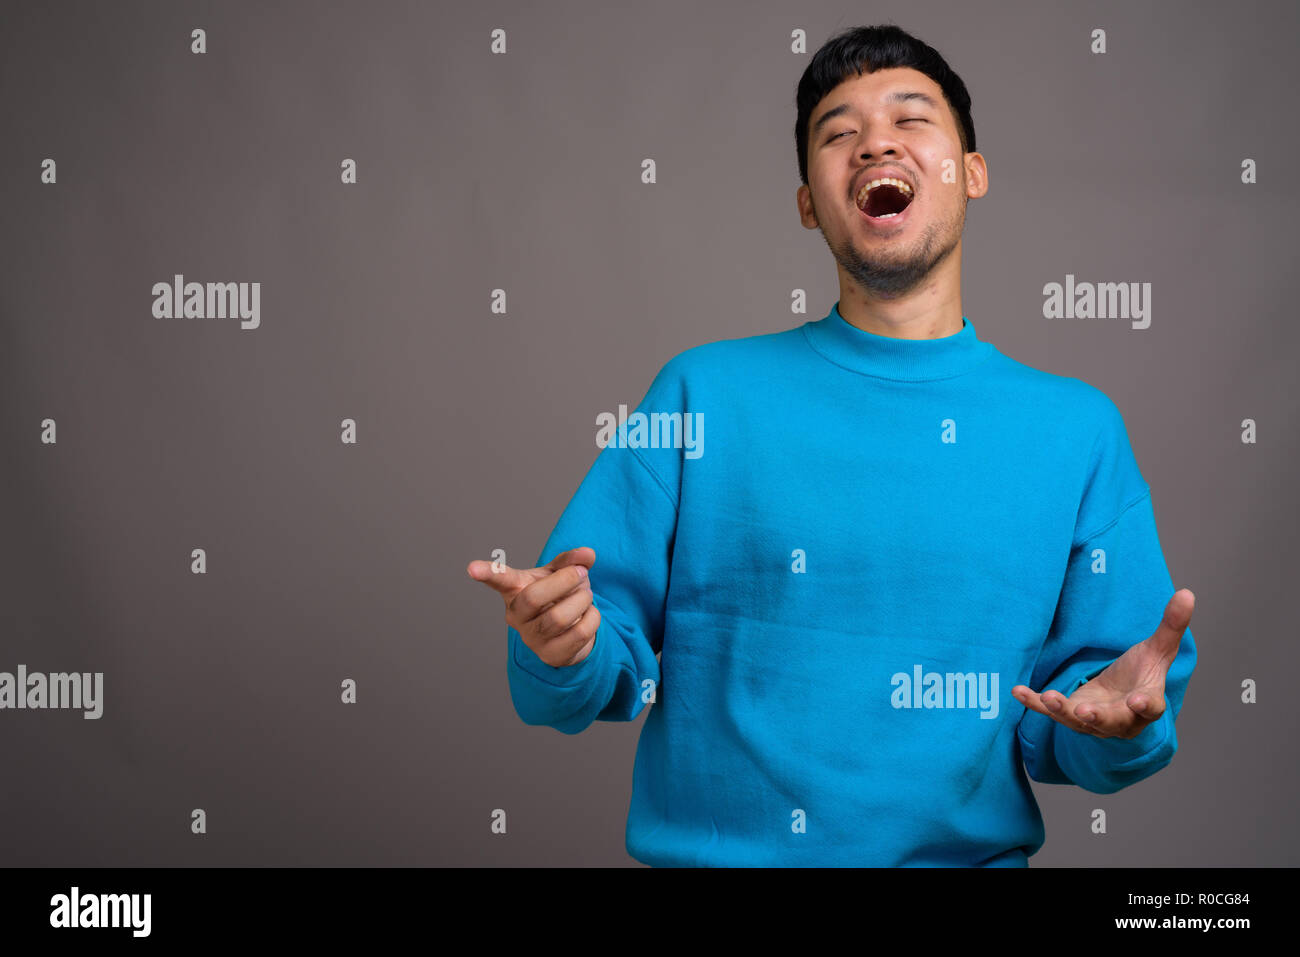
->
xmin=796 ymin=183 xmax=821 ymax=229
xmin=963 ymin=151 xmax=989 ymax=199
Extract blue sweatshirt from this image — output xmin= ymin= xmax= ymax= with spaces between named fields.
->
xmin=506 ymin=301 xmax=1197 ymax=867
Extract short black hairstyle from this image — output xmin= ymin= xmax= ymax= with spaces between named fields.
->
xmin=795 ymin=24 xmax=976 ymax=187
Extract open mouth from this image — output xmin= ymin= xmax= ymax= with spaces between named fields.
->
xmin=855 ymin=178 xmax=915 ymax=220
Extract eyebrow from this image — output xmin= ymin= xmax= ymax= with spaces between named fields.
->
xmin=811 ymin=91 xmax=941 ymax=138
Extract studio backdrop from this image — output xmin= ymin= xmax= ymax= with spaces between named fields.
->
xmin=1 ymin=0 xmax=1296 ymax=866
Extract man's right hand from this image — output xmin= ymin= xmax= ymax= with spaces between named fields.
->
xmin=467 ymin=546 xmax=601 ymax=667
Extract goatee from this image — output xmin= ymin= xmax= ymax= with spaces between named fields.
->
xmin=823 ymin=197 xmax=965 ymax=297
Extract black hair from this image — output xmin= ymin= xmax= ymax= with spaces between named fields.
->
xmin=795 ymin=24 xmax=976 ymax=186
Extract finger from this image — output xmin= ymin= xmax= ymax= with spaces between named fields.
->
xmin=1012 ymin=686 xmax=1055 ymax=720
xmin=510 ymin=564 xmax=591 ymax=623
xmin=558 ymin=604 xmax=601 ymax=666
xmin=467 ymin=559 xmax=529 ymax=596
xmin=1038 ymin=690 xmax=1099 ymax=734
xmin=1012 ymin=686 xmax=1098 ymax=736
xmin=1073 ymin=702 xmax=1125 ymax=737
xmin=542 ymin=547 xmax=596 ymax=575
xmin=528 ymin=585 xmax=595 ymax=643
xmin=1124 ymin=690 xmax=1166 ymax=725
xmin=1079 ymin=700 xmax=1157 ymax=740
xmin=1146 ymin=588 xmax=1194 ymax=660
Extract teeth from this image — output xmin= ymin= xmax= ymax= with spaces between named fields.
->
xmin=856 ymin=177 xmax=914 ymax=207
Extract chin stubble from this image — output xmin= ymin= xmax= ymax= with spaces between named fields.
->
xmin=823 ymin=192 xmax=966 ymax=298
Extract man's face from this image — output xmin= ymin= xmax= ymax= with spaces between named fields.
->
xmin=798 ymin=67 xmax=986 ymax=298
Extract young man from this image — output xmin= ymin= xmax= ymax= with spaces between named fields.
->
xmin=468 ymin=24 xmax=1197 ymax=867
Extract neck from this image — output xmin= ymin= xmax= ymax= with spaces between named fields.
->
xmin=802 ymin=299 xmax=994 ymax=382
xmin=836 ymin=242 xmax=965 ymax=340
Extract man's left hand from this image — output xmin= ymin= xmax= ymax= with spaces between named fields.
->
xmin=1012 ymin=588 xmax=1195 ymax=739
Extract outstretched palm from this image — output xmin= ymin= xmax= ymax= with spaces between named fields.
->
xmin=1013 ymin=589 xmax=1194 ymax=739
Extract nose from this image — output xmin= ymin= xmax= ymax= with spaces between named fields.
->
xmin=855 ymin=116 xmax=903 ymax=159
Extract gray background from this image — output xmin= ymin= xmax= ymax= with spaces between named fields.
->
xmin=1 ymin=0 xmax=1296 ymax=866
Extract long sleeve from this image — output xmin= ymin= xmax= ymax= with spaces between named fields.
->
xmin=1017 ymin=394 xmax=1198 ymax=794
xmin=506 ymin=367 xmax=684 ymax=735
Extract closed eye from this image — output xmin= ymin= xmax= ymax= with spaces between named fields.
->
xmin=829 ymin=119 xmax=926 ymax=141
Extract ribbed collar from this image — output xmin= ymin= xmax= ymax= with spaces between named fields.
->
xmin=801 ymin=300 xmax=995 ymax=381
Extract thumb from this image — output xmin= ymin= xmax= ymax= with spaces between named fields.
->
xmin=541 ymin=546 xmax=596 ymax=575
xmin=1145 ymin=588 xmax=1195 ymax=661
xmin=466 ymin=558 xmax=531 ymax=597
